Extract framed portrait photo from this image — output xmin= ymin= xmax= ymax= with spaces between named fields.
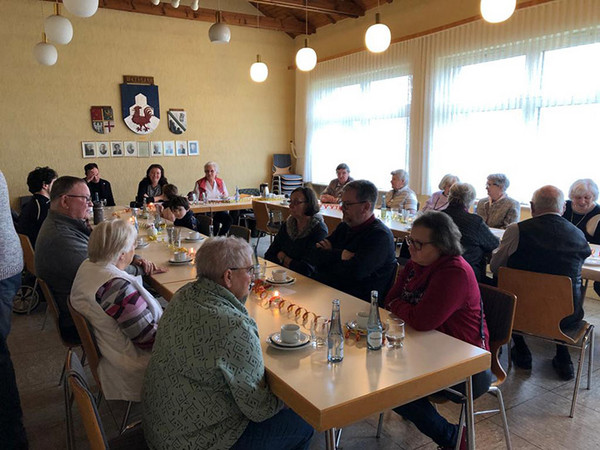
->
xmin=151 ymin=141 xmax=163 ymax=156
xmin=188 ymin=140 xmax=199 ymax=156
xmin=176 ymin=140 xmax=187 ymax=156
xmin=124 ymin=141 xmax=138 ymax=157
xmin=97 ymin=141 xmax=110 ymax=158
xmin=111 ymin=141 xmax=124 ymax=157
xmin=164 ymin=140 xmax=175 ymax=157
xmin=82 ymin=141 xmax=96 ymax=158
xmin=138 ymin=141 xmax=150 ymax=158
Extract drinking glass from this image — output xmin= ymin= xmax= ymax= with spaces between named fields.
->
xmin=174 ymin=228 xmax=181 ymax=247
xmin=166 ymin=226 xmax=175 ymax=246
xmin=386 ymin=318 xmax=405 ymax=348
xmin=311 ymin=317 xmax=329 ymax=348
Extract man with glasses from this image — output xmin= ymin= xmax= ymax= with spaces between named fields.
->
xmin=36 ymin=176 xmax=161 ymax=341
xmin=311 ymin=180 xmax=396 ymax=302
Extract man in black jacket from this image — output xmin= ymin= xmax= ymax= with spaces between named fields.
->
xmin=84 ymin=163 xmax=115 ymax=206
xmin=491 ymin=185 xmax=590 ymax=380
xmin=311 ymin=180 xmax=396 ymax=302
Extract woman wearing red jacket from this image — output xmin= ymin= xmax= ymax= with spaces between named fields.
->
xmin=193 ymin=161 xmax=233 ymax=235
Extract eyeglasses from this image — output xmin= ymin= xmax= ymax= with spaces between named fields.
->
xmin=341 ymin=201 xmax=366 ymax=209
xmin=64 ymin=194 xmax=92 ymax=203
xmin=229 ymin=266 xmax=255 ymax=275
xmin=405 ymin=236 xmax=434 ymax=251
xmin=289 ymin=200 xmax=307 ymax=206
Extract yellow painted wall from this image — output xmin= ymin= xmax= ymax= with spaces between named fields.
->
xmin=1 ymin=0 xmax=296 ymax=207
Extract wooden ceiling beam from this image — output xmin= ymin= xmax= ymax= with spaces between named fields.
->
xmin=43 ymin=0 xmax=308 ymax=35
xmin=249 ymin=0 xmax=364 ymax=18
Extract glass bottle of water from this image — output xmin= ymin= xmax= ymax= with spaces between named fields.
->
xmin=381 ymin=194 xmax=387 ymax=220
xmin=367 ymin=291 xmax=383 ymax=351
xmin=234 ymin=185 xmax=240 ymax=203
xmin=209 ymin=224 xmax=214 ymax=237
xmin=327 ymin=299 xmax=344 ymax=363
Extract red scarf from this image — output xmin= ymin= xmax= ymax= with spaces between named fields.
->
xmin=196 ymin=177 xmax=225 ymax=195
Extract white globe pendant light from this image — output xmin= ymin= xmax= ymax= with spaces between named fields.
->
xmin=63 ymin=0 xmax=99 ymax=18
xmin=171 ymin=0 xmax=180 ymax=8
xmin=480 ymin=0 xmax=516 ymax=23
xmin=44 ymin=4 xmax=73 ymax=45
xmin=209 ymin=11 xmax=231 ymax=43
xmin=33 ymin=33 xmax=58 ymax=66
xmin=150 ymin=0 xmax=160 ymax=5
xmin=296 ymin=39 xmax=317 ymax=72
xmin=250 ymin=55 xmax=268 ymax=83
xmin=191 ymin=0 xmax=199 ymax=11
xmin=365 ymin=13 xmax=391 ymax=53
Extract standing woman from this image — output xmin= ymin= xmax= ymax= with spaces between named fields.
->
xmin=476 ymin=173 xmax=520 ymax=229
xmin=385 ymin=211 xmax=491 ymax=450
xmin=136 ymin=164 xmax=168 ymax=204
xmin=265 ymin=187 xmax=328 ymax=277
xmin=193 ymin=161 xmax=232 ymax=235
xmin=422 ymin=174 xmax=459 ymax=212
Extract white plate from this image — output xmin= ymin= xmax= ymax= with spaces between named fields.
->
xmin=268 ymin=332 xmax=310 ymax=348
xmin=345 ymin=320 xmax=389 ymax=336
xmin=266 ymin=337 xmax=311 ymax=351
xmin=184 ymin=237 xmax=203 ymax=242
xmin=266 ymin=276 xmax=296 ymax=285
xmin=135 ymin=242 xmax=149 ymax=249
xmin=585 ymin=257 xmax=600 ymax=266
xmin=168 ymin=258 xmax=193 ymax=265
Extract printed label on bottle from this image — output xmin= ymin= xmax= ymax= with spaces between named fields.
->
xmin=368 ymin=332 xmax=382 ymax=348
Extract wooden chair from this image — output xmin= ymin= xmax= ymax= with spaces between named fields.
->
xmin=228 ymin=224 xmax=251 ymax=242
xmin=39 ymin=279 xmax=82 ymax=386
xmin=252 ymin=200 xmax=280 ymax=246
xmin=12 ymin=234 xmax=40 ymax=315
xmin=193 ymin=214 xmax=212 ymax=236
xmin=498 ymin=267 xmax=594 ymax=418
xmin=322 ymin=214 xmax=340 ymax=236
xmin=66 ymin=350 xmax=147 ymax=450
xmin=68 ymin=301 xmax=134 ymax=435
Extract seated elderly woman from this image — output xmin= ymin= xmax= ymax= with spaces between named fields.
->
xmin=70 ymin=219 xmax=163 ymax=402
xmin=385 ymin=169 xmax=417 ymax=212
xmin=422 ymin=174 xmax=459 ymax=212
xmin=385 ymin=211 xmax=491 ymax=450
xmin=563 ymin=178 xmax=600 ymax=295
xmin=444 ymin=183 xmax=499 ymax=281
xmin=193 ymin=161 xmax=234 ymax=235
xmin=320 ymin=163 xmax=353 ymax=204
xmin=265 ymin=187 xmax=328 ymax=277
xmin=476 ymin=173 xmax=520 ymax=229
xmin=143 ymin=237 xmax=314 ymax=449
xmin=136 ymin=164 xmax=168 ymax=204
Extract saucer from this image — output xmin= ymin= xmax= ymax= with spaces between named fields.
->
xmin=267 ymin=335 xmax=311 ymax=351
xmin=268 ymin=332 xmax=310 ymax=348
xmin=345 ymin=320 xmax=389 ymax=336
xmin=265 ymin=276 xmax=296 ymax=286
xmin=168 ymin=258 xmax=193 ymax=265
xmin=184 ymin=237 xmax=203 ymax=242
xmin=135 ymin=242 xmax=149 ymax=249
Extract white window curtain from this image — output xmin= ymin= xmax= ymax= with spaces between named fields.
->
xmin=424 ymin=0 xmax=600 ymax=203
xmin=304 ymin=44 xmax=415 ymax=190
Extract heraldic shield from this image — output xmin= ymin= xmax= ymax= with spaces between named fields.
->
xmin=168 ymin=109 xmax=187 ymax=134
xmin=120 ymin=84 xmax=160 ymax=135
xmin=91 ymin=106 xmax=115 ymax=134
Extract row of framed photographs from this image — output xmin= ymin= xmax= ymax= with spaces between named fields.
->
xmin=82 ymin=140 xmax=200 ymax=158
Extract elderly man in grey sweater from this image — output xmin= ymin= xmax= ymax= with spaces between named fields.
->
xmin=35 ymin=176 xmax=162 ymax=341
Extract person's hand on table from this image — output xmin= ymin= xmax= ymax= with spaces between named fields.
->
xmin=133 ymin=257 xmax=167 ymax=275
xmin=320 ymin=194 xmax=338 ymax=204
xmin=277 ymin=251 xmax=292 ymax=267
xmin=341 ymin=250 xmax=355 ymax=261
xmin=316 ymin=239 xmax=332 ymax=251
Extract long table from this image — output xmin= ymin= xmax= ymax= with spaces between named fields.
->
xmin=140 ymin=238 xmax=489 ymax=450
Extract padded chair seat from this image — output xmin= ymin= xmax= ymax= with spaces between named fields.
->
xmin=277 ymin=174 xmax=303 ymax=181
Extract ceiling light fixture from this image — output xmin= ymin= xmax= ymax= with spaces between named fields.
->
xmin=63 ymin=0 xmax=98 ymax=18
xmin=171 ymin=0 xmax=180 ymax=8
xmin=250 ymin=12 xmax=268 ymax=82
xmin=209 ymin=10 xmax=231 ymax=43
xmin=191 ymin=0 xmax=199 ymax=11
xmin=45 ymin=3 xmax=73 ymax=45
xmin=150 ymin=0 xmax=160 ymax=5
xmin=480 ymin=0 xmax=516 ymax=23
xmin=33 ymin=32 xmax=58 ymax=66
xmin=365 ymin=12 xmax=391 ymax=53
xmin=295 ymin=0 xmax=317 ymax=72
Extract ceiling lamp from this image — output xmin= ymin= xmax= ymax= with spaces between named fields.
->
xmin=44 ymin=4 xmax=73 ymax=45
xmin=171 ymin=0 xmax=180 ymax=8
xmin=365 ymin=13 xmax=391 ymax=53
xmin=63 ymin=0 xmax=98 ymax=18
xmin=150 ymin=0 xmax=160 ymax=5
xmin=296 ymin=39 xmax=317 ymax=72
xmin=250 ymin=55 xmax=268 ymax=83
xmin=480 ymin=0 xmax=516 ymax=23
xmin=209 ymin=11 xmax=231 ymax=43
xmin=191 ymin=0 xmax=199 ymax=11
xmin=33 ymin=33 xmax=58 ymax=66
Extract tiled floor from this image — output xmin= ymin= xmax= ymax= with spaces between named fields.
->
xmin=8 ymin=239 xmax=600 ymax=449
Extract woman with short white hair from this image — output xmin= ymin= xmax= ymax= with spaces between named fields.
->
xmin=70 ymin=219 xmax=163 ymax=402
xmin=422 ymin=174 xmax=460 ymax=212
xmin=476 ymin=173 xmax=520 ymax=229
xmin=192 ymin=161 xmax=233 ymax=235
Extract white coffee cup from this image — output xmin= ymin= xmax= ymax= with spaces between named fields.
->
xmin=136 ymin=237 xmax=145 ymax=247
xmin=173 ymin=251 xmax=188 ymax=262
xmin=190 ymin=231 xmax=201 ymax=240
xmin=356 ymin=311 xmax=369 ymax=329
xmin=281 ymin=323 xmax=301 ymax=344
xmin=272 ymin=269 xmax=288 ymax=282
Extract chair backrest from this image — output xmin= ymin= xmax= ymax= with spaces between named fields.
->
xmin=67 ymin=350 xmax=109 ymax=450
xmin=272 ymin=154 xmax=292 ymax=175
xmin=323 ymin=215 xmax=340 ymax=236
xmin=252 ymin=200 xmax=271 ymax=234
xmin=18 ymin=233 xmax=36 ymax=276
xmin=194 ymin=214 xmax=212 ymax=236
xmin=417 ymin=194 xmax=430 ymax=211
xmin=498 ymin=267 xmax=574 ymax=343
xmin=239 ymin=188 xmax=260 ymax=196
xmin=229 ymin=225 xmax=251 ymax=242
xmin=39 ymin=278 xmax=60 ymax=327
xmin=479 ymin=283 xmax=517 ymax=386
xmin=68 ymin=300 xmax=102 ymax=388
